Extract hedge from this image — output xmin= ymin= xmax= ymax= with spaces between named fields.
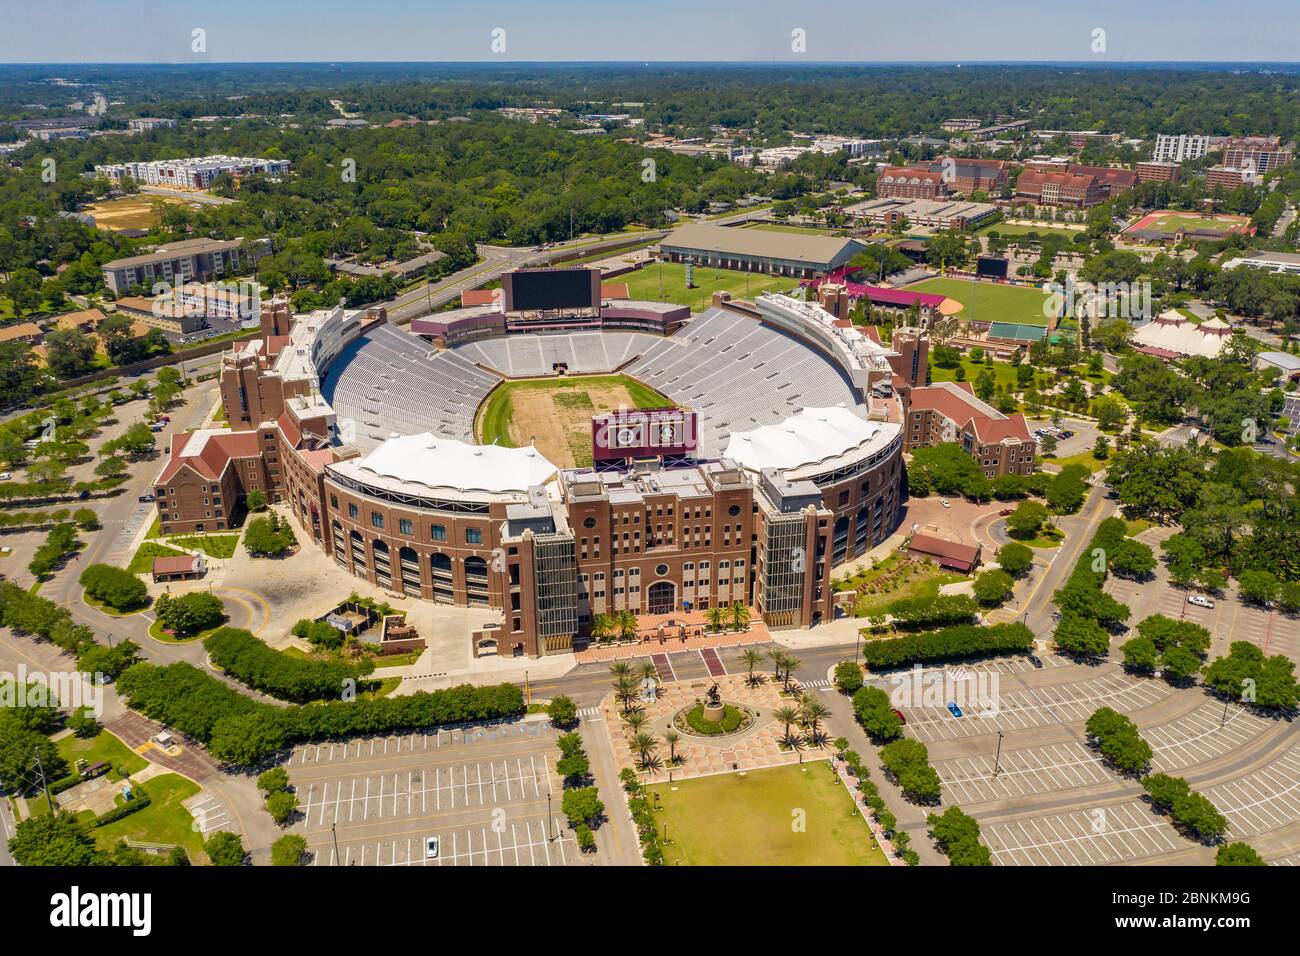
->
xmin=79 ymin=563 xmax=149 ymax=612
xmin=204 ymin=627 xmax=373 ymax=703
xmin=88 ymin=790 xmax=152 ymax=829
xmin=115 ymin=661 xmax=525 ymax=766
xmin=885 ymin=594 xmax=980 ymax=631
xmin=859 ymin=622 xmax=1034 ymax=670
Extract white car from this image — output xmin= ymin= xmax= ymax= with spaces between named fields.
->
xmin=425 ymin=836 xmax=440 ymax=859
xmin=0 ymin=472 xmax=10 ymax=481
xmin=1187 ymin=594 xmax=1215 ymax=609
xmin=940 ymin=499 xmax=951 ymax=508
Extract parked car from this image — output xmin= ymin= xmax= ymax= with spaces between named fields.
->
xmin=1060 ymin=430 xmax=1074 ymax=438
xmin=1187 ymin=593 xmax=1215 ymax=609
xmin=940 ymin=498 xmax=951 ymax=508
xmin=892 ymin=709 xmax=907 ymax=725
xmin=425 ymin=836 xmax=440 ymax=859
xmin=138 ymin=493 xmax=155 ymax=503
xmin=998 ymin=508 xmax=1013 ymax=517
xmin=76 ymin=490 xmax=90 ymax=500
xmin=946 ymin=701 xmax=964 ymax=718
xmin=1027 ymin=654 xmax=1044 ymax=669
xmin=0 ymin=472 xmax=10 ymax=481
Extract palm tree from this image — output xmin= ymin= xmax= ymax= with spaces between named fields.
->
xmin=774 ymin=705 xmax=800 ymax=746
xmin=728 ymin=601 xmax=750 ymax=632
xmin=636 ymin=659 xmax=658 ymax=685
xmin=624 ymin=713 xmax=649 ymax=741
xmin=613 ymin=675 xmax=639 ymax=713
xmin=609 ymin=660 xmax=632 ymax=680
xmin=767 ymin=647 xmax=787 ymax=685
xmin=800 ymin=698 xmax=830 ymax=746
xmin=706 ymin=605 xmax=726 ymax=633
xmin=664 ymin=729 xmax=680 ymax=766
xmin=590 ymin=613 xmax=615 ymax=643
xmin=632 ymin=732 xmax=659 ymax=769
xmin=740 ymin=648 xmax=764 ymax=686
xmin=780 ymin=653 xmax=802 ymax=693
xmin=616 ymin=609 xmax=639 ymax=642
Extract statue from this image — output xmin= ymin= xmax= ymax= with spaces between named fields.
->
xmin=705 ymin=682 xmax=722 ymax=707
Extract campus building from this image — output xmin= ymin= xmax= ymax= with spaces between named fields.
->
xmin=1153 ymin=134 xmax=1211 ymax=164
xmin=101 ymin=237 xmax=269 ymax=296
xmin=658 ymin=223 xmax=864 ymax=278
xmin=901 ymin=382 xmax=1038 ymax=479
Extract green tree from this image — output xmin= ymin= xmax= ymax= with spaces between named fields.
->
xmin=973 ymin=569 xmax=1014 ymax=606
xmin=1216 ymin=842 xmax=1265 ymax=866
xmin=996 ymin=541 xmax=1034 ymax=577
xmin=204 ymin=830 xmax=247 ymax=866
xmin=271 ymin=833 xmax=309 ymax=866
xmin=548 ymin=694 xmax=578 ymax=728
xmin=7 ymin=813 xmax=104 ymax=866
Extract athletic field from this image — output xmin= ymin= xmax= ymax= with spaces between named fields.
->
xmin=621 ymin=262 xmax=798 ymax=313
xmin=648 ymin=762 xmax=890 ymax=866
xmin=907 ymin=276 xmax=1053 ymax=327
xmin=475 ymin=374 xmax=669 ymax=468
xmin=1126 ymin=209 xmax=1253 ymax=240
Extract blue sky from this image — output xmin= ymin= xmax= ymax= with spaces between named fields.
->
xmin=3 ymin=0 xmax=1297 ymax=63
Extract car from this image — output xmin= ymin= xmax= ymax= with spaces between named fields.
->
xmin=1190 ymin=428 xmax=1200 ymax=438
xmin=0 ymin=472 xmax=10 ymax=481
xmin=946 ymin=701 xmax=964 ymax=718
xmin=1027 ymin=654 xmax=1043 ymax=669
xmin=1188 ymin=593 xmax=1215 ymax=609
xmin=892 ymin=708 xmax=906 ymax=725
xmin=1051 ymin=610 xmax=1062 ymax=622
xmin=998 ymin=508 xmax=1013 ymax=517
xmin=1060 ymin=430 xmax=1074 ymax=438
xmin=138 ymin=493 xmax=155 ymax=503
xmin=155 ymin=414 xmax=170 ymax=422
xmin=940 ymin=498 xmax=951 ymax=508
xmin=76 ymin=490 xmax=90 ymax=500
xmin=425 ymin=836 xmax=440 ymax=859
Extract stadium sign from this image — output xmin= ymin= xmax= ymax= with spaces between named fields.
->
xmin=592 ymin=407 xmax=698 ymax=464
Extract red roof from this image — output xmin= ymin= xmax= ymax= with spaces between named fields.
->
xmin=908 ymin=382 xmax=1033 ymax=444
xmin=152 ymin=554 xmax=201 ymax=575
xmin=277 ymin=411 xmax=302 ymax=448
xmin=461 ymin=289 xmax=498 ymax=307
xmin=600 ymin=283 xmax=629 ymax=299
xmin=157 ymin=430 xmax=260 ymax=484
xmin=909 ymin=533 xmax=981 ymax=571
xmin=805 ymin=268 xmax=948 ymax=309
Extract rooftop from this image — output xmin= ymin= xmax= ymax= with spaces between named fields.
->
xmin=661 ymin=222 xmax=863 ymax=265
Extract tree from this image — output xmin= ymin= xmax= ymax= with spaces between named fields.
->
xmin=740 ymin=648 xmax=764 ymax=686
xmin=774 ymin=704 xmax=800 ymax=744
xmin=833 ymin=660 xmax=863 ymax=694
xmin=266 ymin=789 xmax=299 ymax=825
xmin=728 ymin=601 xmax=750 ymax=631
xmin=204 ymin=830 xmax=247 ymax=866
xmin=271 ymin=834 xmax=309 ymax=866
xmin=548 ymin=695 xmax=577 ymax=729
xmin=43 ymin=328 xmax=98 ymax=379
xmin=7 ymin=813 xmax=104 ymax=866
xmin=996 ymin=542 xmax=1034 ymax=577
xmin=79 ymin=563 xmax=148 ymax=611
xmin=852 ymin=685 xmax=903 ymax=741
xmin=561 ymin=786 xmax=604 ymax=827
xmin=257 ymin=766 xmax=290 ymax=794
xmin=1237 ymin=569 xmax=1280 ymax=606
xmin=1054 ymin=612 xmax=1110 ymax=658
xmin=243 ymin=514 xmax=297 ymax=556
xmin=1006 ymin=500 xmax=1050 ymax=539
xmin=973 ymin=569 xmax=1014 ymax=606
xmin=153 ymin=591 xmax=225 ymax=638
xmin=246 ymin=489 xmax=267 ymax=512
xmin=927 ymin=807 xmax=992 ymax=866
xmin=1120 ymin=635 xmax=1160 ymax=674
xmin=1109 ymin=539 xmax=1156 ymax=579
xmin=1216 ymin=842 xmax=1265 ymax=866
xmin=1093 ymin=434 xmax=1110 ymax=460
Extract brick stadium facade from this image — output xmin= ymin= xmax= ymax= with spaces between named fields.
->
xmin=156 ymin=292 xmax=912 ymax=657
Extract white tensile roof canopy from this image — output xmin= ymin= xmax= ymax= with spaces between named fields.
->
xmin=358 ymin=433 xmax=558 ymax=494
xmin=723 ymin=406 xmax=893 ymax=473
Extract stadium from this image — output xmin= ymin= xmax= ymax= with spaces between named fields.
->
xmin=189 ymin=268 xmax=916 ymax=658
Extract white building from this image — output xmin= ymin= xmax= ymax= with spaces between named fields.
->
xmin=94 ymin=154 xmax=291 ymax=190
xmin=1153 ymin=134 xmax=1211 ymax=164
xmin=1131 ymin=311 xmax=1233 ymax=360
xmin=1222 ymin=251 xmax=1300 ymax=275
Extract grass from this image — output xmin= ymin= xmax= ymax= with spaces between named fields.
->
xmin=372 ymin=651 xmax=420 ymax=668
xmin=1010 ymin=526 xmax=1066 ymax=549
xmin=82 ymin=589 xmax=149 ymax=616
xmin=83 ymin=194 xmax=193 ymax=232
xmin=1050 ymin=451 xmax=1109 ymax=473
xmin=930 ymin=357 xmax=1024 ymax=398
xmin=476 ymin=374 xmax=670 ymax=467
xmin=148 ymin=618 xmax=221 ymax=644
xmin=166 ymin=533 xmax=240 ymax=559
xmin=127 ymin=541 xmax=188 ymax=575
xmin=833 ymin=554 xmax=968 ymax=617
xmin=87 ymin=772 xmax=204 ymax=859
xmin=56 ymin=730 xmax=149 ymax=781
xmin=361 ymin=676 xmax=402 ymax=699
xmin=977 ymin=222 xmax=1083 ymax=240
xmin=908 ymin=276 xmax=1053 ymax=327
xmin=621 ymin=261 xmax=798 ymax=312
xmin=648 ymin=762 xmax=890 ymax=866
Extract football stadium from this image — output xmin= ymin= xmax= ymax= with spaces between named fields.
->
xmin=177 ymin=267 xmax=918 ymax=658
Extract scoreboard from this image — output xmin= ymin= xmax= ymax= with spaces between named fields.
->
xmin=592 ymin=407 xmax=698 ymax=467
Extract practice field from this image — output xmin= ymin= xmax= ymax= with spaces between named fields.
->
xmin=476 ymin=374 xmax=670 ymax=468
xmin=621 ymin=262 xmax=798 ymax=313
xmin=1126 ymin=209 xmax=1254 ymax=240
xmin=648 ymin=762 xmax=890 ymax=866
xmin=907 ymin=276 xmax=1053 ymax=327
xmin=83 ymin=194 xmax=197 ymax=231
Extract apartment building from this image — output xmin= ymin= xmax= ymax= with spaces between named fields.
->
xmin=94 ymin=155 xmax=291 ymax=190
xmin=101 ymin=237 xmax=268 ymax=296
xmin=1152 ymin=134 xmax=1210 ymax=164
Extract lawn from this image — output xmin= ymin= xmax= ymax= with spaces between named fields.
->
xmin=930 ymin=357 xmax=1023 ymax=396
xmin=977 ymin=222 xmax=1084 ymax=240
xmin=648 ymin=762 xmax=890 ymax=866
xmin=1049 ymin=451 xmax=1109 ymax=473
xmin=907 ymin=276 xmax=1052 ymax=327
xmin=476 ymin=374 xmax=669 ymax=468
xmin=87 ymin=772 xmax=205 ymax=859
xmin=56 ymin=730 xmax=149 ymax=781
xmin=166 ymin=533 xmax=240 ymax=559
xmin=832 ymin=554 xmax=968 ymax=617
xmin=127 ymin=541 xmax=188 ymax=575
xmin=621 ymin=261 xmax=798 ymax=312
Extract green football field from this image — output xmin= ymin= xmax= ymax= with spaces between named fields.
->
xmin=620 ymin=262 xmax=798 ymax=312
xmin=648 ymin=762 xmax=890 ymax=866
xmin=908 ymin=276 xmax=1053 ymax=327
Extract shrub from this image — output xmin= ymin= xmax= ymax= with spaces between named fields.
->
xmin=154 ymin=591 xmax=224 ymax=638
xmin=272 ymin=834 xmax=309 ymax=866
xmin=852 ymin=685 xmax=903 ymax=741
xmin=879 ymin=738 xmax=941 ymax=803
xmin=548 ymin=694 xmax=578 ymax=728
xmin=858 ymin=622 xmax=1034 ymax=669
xmin=833 ymin=660 xmax=863 ymax=694
xmin=205 ymin=627 xmax=373 ymax=702
xmin=885 ymin=594 xmax=980 ymax=630
xmin=79 ymin=563 xmax=148 ymax=612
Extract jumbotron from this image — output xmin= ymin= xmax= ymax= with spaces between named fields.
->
xmin=157 ymin=267 xmax=944 ymax=658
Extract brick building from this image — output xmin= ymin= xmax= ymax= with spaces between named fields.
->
xmin=902 ymin=381 xmax=1038 ymax=478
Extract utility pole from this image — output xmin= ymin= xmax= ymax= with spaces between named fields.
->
xmin=993 ymin=731 xmax=1005 ymax=776
xmin=33 ymin=751 xmax=54 ymax=815
xmin=546 ymin=791 xmax=554 ymax=841
xmin=331 ymin=822 xmax=341 ymax=865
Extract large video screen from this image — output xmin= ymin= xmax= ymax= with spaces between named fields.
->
xmin=509 ymin=269 xmax=596 ymax=311
xmin=976 ymin=256 xmax=1009 ymax=279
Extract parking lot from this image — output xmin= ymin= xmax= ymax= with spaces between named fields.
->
xmin=933 ymin=700 xmax=1273 ymax=805
xmin=287 ymin=719 xmax=582 ymax=867
xmin=900 ymin=672 xmax=1169 ymax=742
xmin=1200 ymin=743 xmax=1300 ymax=839
xmin=983 ymin=801 xmax=1185 ymax=865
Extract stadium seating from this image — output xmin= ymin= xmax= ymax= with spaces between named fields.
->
xmin=451 ymin=331 xmax=662 ymax=377
xmin=322 ymin=323 xmax=499 ymax=451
